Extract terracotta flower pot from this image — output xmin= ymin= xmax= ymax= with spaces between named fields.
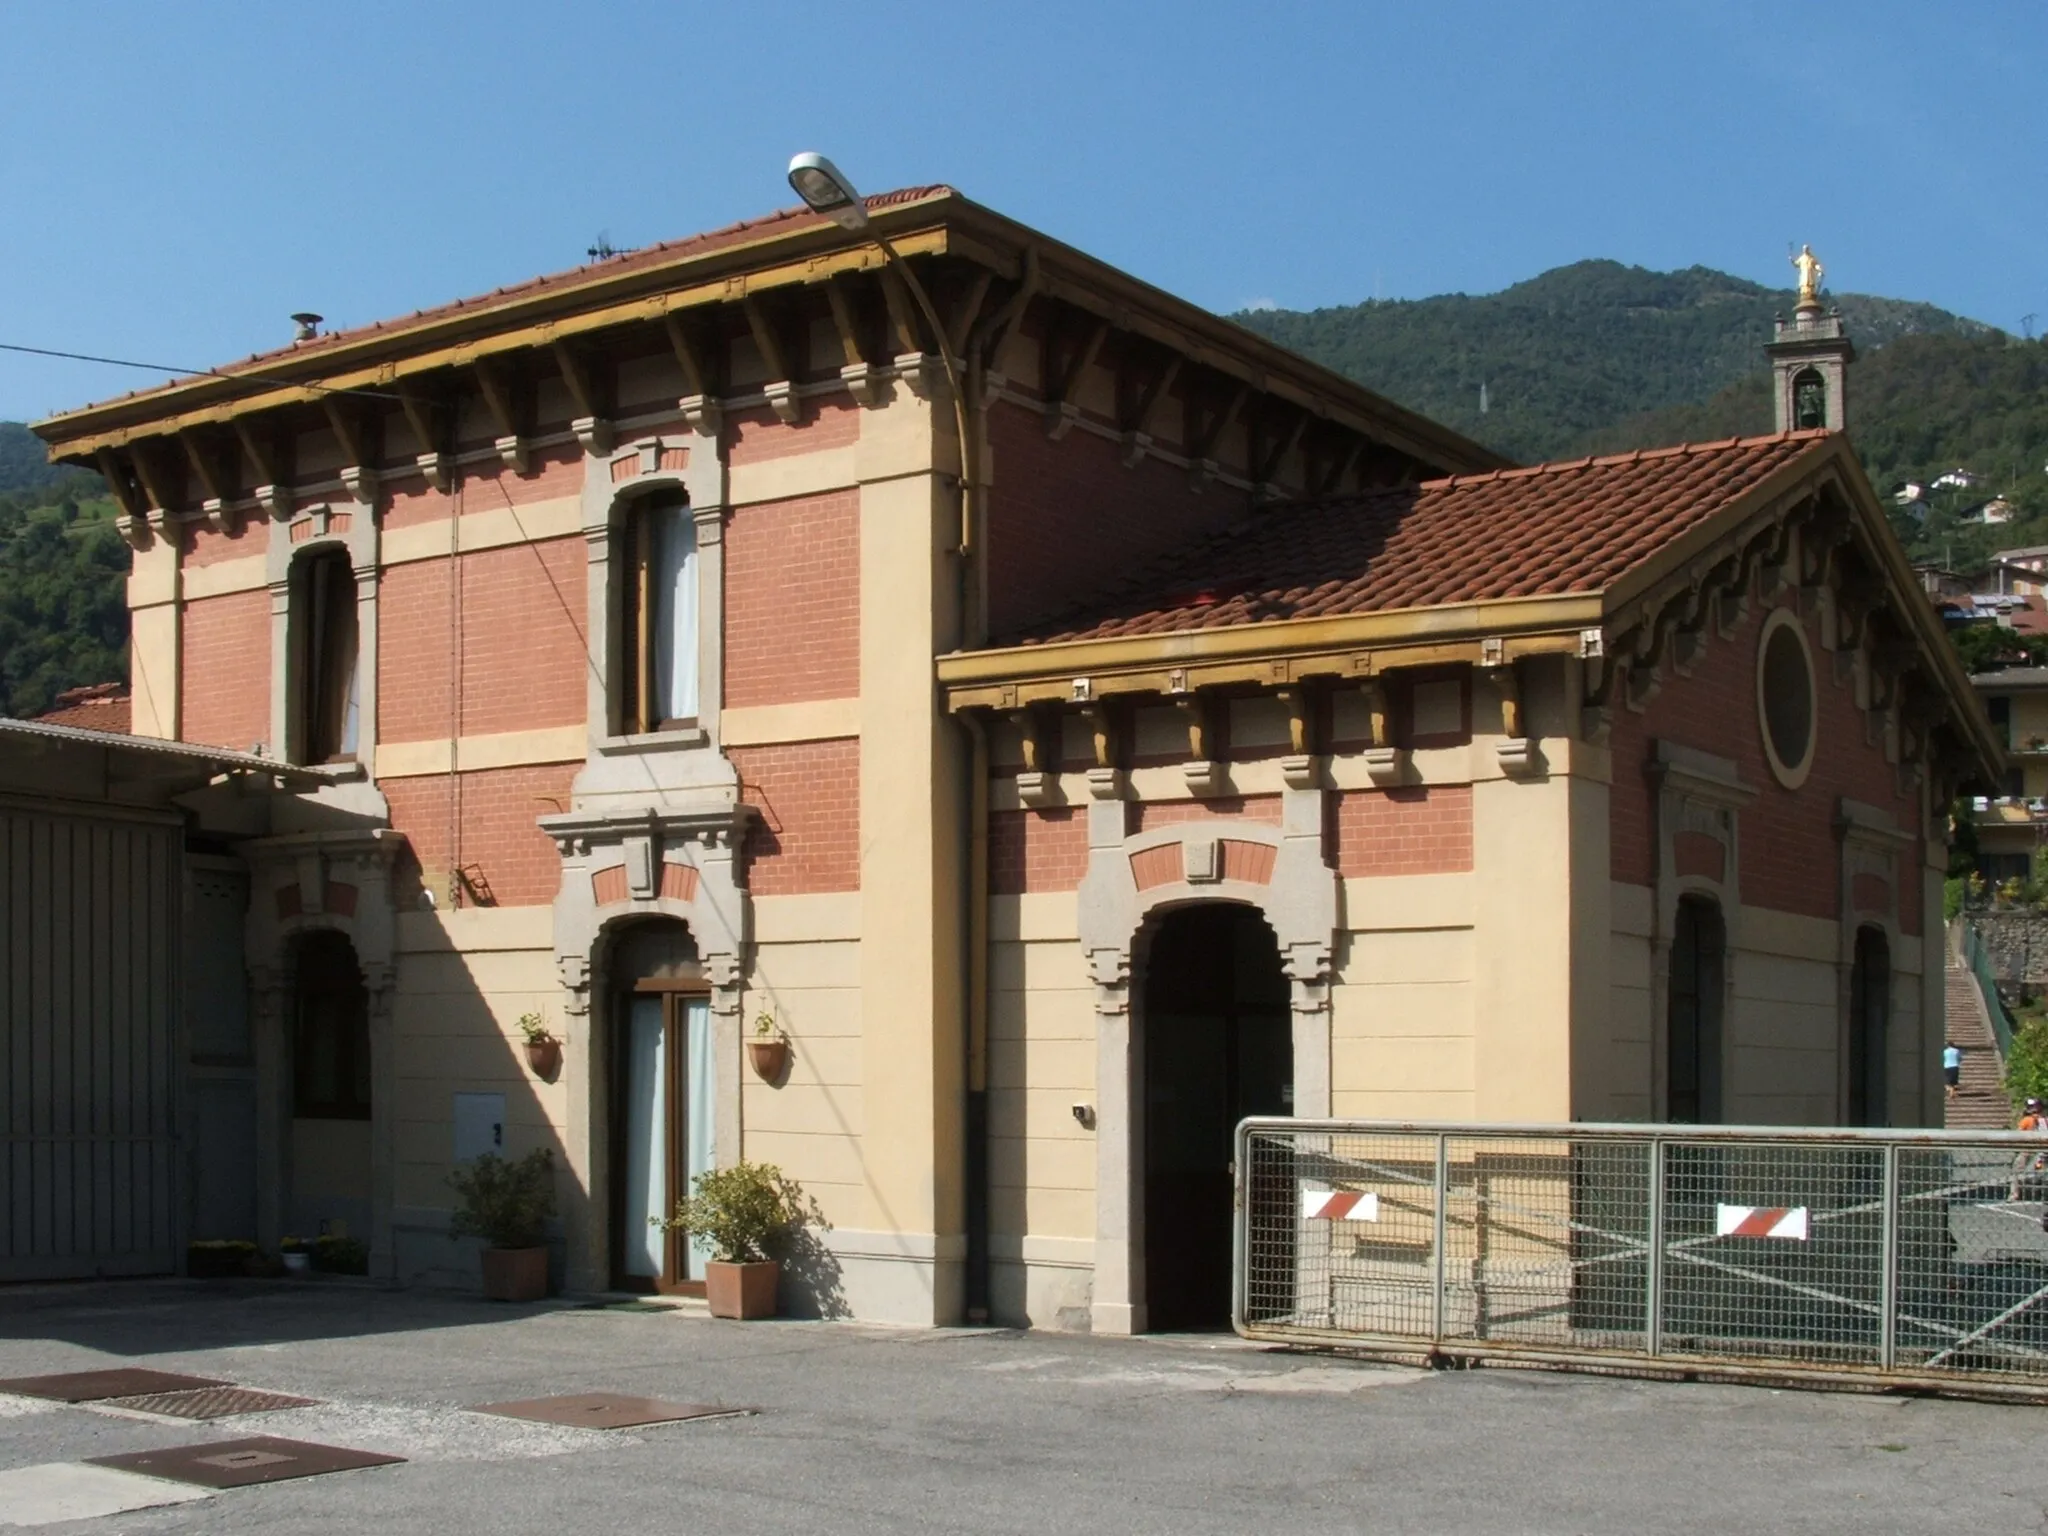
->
xmin=480 ymin=1245 xmax=549 ymax=1302
xmin=705 ymin=1259 xmax=779 ymax=1319
xmin=524 ymin=1037 xmax=562 ymax=1080
xmin=747 ymin=1038 xmax=789 ymax=1083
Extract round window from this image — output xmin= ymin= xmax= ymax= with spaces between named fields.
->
xmin=1756 ymin=608 xmax=1816 ymax=788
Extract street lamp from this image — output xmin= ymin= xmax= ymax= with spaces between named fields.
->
xmin=786 ymin=152 xmax=975 ymax=574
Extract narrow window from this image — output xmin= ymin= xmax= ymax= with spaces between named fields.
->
xmin=293 ymin=930 xmax=371 ymax=1120
xmin=619 ymin=498 xmax=699 ymax=734
xmin=1668 ymin=896 xmax=1725 ymax=1123
xmin=292 ymin=548 xmax=359 ymax=763
xmin=1847 ymin=926 xmax=1890 ymax=1127
xmin=1792 ymin=367 xmax=1827 ymax=430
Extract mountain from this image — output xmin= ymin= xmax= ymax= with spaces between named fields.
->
xmin=0 ymin=420 xmax=97 ymax=497
xmin=1235 ymin=260 xmax=1991 ymax=464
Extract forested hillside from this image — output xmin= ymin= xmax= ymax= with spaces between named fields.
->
xmin=0 ymin=423 xmax=126 ymax=718
xmin=1236 ymin=260 xmax=1988 ymax=463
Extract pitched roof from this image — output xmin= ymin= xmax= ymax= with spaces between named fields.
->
xmin=31 ymin=682 xmax=130 ymax=734
xmin=69 ymin=187 xmax=953 ymax=412
xmin=1007 ymin=432 xmax=1833 ymax=646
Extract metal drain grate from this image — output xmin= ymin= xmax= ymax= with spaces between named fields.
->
xmin=0 ymin=1368 xmax=228 ymax=1403
xmin=107 ymin=1386 xmax=320 ymax=1420
xmin=472 ymin=1392 xmax=749 ymax=1429
xmin=88 ymin=1436 xmax=404 ymax=1489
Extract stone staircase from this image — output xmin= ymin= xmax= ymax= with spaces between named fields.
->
xmin=1945 ymin=951 xmax=2012 ymax=1130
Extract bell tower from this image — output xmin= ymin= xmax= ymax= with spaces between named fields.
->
xmin=1766 ymin=244 xmax=1854 ymax=432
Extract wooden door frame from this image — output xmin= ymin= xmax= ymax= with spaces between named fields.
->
xmin=608 ymin=977 xmax=710 ymax=1296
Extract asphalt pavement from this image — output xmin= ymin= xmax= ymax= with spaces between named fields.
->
xmin=0 ymin=1279 xmax=2043 ymax=1533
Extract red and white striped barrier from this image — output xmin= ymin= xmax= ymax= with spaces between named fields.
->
xmin=1715 ymin=1204 xmax=1810 ymax=1240
xmin=1301 ymin=1190 xmax=1379 ymax=1222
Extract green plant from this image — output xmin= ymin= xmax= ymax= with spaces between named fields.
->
xmin=517 ymin=1011 xmax=554 ymax=1046
xmin=448 ymin=1148 xmax=557 ymax=1250
xmin=280 ymin=1235 xmax=306 ymax=1252
xmin=1945 ymin=876 xmax=1966 ymax=922
xmin=753 ymin=1010 xmax=778 ymax=1039
xmin=661 ymin=1160 xmax=809 ymax=1264
xmin=309 ymin=1235 xmax=369 ymax=1275
xmin=2007 ymin=1018 xmax=2048 ymax=1115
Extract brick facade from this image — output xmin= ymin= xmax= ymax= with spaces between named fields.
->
xmin=989 ymin=807 xmax=1090 ymax=895
xmin=183 ymin=517 xmax=268 ymax=567
xmin=381 ymin=761 xmax=579 ymax=909
xmin=727 ymin=399 xmax=860 ymax=464
xmin=180 ymin=590 xmax=270 ymax=751
xmin=1329 ymin=785 xmax=1474 ymax=878
xmin=1132 ymin=795 xmax=1282 ymax=831
xmin=730 ymin=738 xmax=861 ymax=895
xmin=723 ymin=490 xmax=860 ymax=708
xmin=1609 ymin=593 xmax=1923 ymax=935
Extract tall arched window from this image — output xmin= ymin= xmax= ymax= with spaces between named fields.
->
xmin=291 ymin=548 xmax=359 ymax=763
xmin=1668 ymin=896 xmax=1725 ymax=1123
xmin=1847 ymin=926 xmax=1891 ymax=1127
xmin=618 ymin=497 xmax=699 ymax=734
xmin=1792 ymin=367 xmax=1827 ymax=431
xmin=293 ymin=930 xmax=370 ymax=1120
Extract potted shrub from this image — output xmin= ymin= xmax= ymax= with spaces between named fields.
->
xmin=518 ymin=1011 xmax=562 ymax=1080
xmin=747 ymin=1010 xmax=789 ymax=1084
xmin=662 ymin=1160 xmax=808 ymax=1319
xmin=448 ymin=1148 xmax=556 ymax=1301
xmin=280 ymin=1236 xmax=311 ymax=1275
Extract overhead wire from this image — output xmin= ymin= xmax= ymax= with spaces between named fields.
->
xmin=0 ymin=340 xmax=400 ymax=403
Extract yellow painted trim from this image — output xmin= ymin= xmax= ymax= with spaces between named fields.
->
xmin=381 ymin=496 xmax=583 ymax=565
xmin=729 ymin=446 xmax=860 ymax=508
xmin=182 ymin=553 xmax=269 ymax=601
xmin=720 ymin=698 xmax=861 ymax=747
xmin=752 ymin=891 xmax=863 ymax=944
xmin=938 ymin=594 xmax=1600 ymax=705
xmin=374 ymin=724 xmax=586 ymax=778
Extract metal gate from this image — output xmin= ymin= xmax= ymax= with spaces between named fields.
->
xmin=1235 ymin=1119 xmax=2048 ymax=1400
xmin=2 ymin=803 xmax=184 ymax=1280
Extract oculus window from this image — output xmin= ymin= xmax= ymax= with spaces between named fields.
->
xmin=619 ymin=498 xmax=699 ymax=734
xmin=1757 ymin=608 xmax=1817 ymax=789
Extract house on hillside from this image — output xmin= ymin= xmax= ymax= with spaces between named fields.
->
xmin=13 ymin=194 xmax=1998 ymax=1331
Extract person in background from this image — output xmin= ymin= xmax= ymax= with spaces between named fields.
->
xmin=1944 ymin=1040 xmax=1964 ymax=1101
xmin=2013 ymin=1098 xmax=2048 ymax=1202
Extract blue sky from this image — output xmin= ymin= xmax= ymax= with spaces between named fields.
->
xmin=3 ymin=1 xmax=2042 ymax=422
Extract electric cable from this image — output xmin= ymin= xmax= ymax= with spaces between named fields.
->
xmin=0 ymin=341 xmax=399 ymax=402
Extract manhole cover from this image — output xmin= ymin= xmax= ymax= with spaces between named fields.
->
xmin=107 ymin=1386 xmax=320 ymax=1420
xmin=0 ymin=1368 xmax=229 ymax=1403
xmin=472 ymin=1392 xmax=748 ymax=1430
xmin=88 ymin=1436 xmax=404 ymax=1489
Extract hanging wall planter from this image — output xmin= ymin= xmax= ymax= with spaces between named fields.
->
xmin=518 ymin=1011 xmax=562 ymax=1081
xmin=749 ymin=1010 xmax=790 ymax=1084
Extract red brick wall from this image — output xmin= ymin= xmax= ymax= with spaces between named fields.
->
xmin=183 ymin=518 xmax=268 ymax=568
xmin=726 ymin=399 xmax=860 ymax=465
xmin=382 ymin=479 xmax=456 ymax=532
xmin=984 ymin=399 xmax=1253 ymax=638
xmin=376 ymin=559 xmax=453 ymax=744
xmin=724 ymin=490 xmax=860 ymax=707
xmin=451 ymin=538 xmax=587 ymax=735
xmin=1608 ymin=594 xmax=1924 ymax=935
xmin=381 ymin=762 xmax=577 ymax=909
xmin=180 ymin=590 xmax=271 ymax=750
xmin=989 ymin=807 xmax=1089 ymax=895
xmin=1330 ymin=786 xmax=1474 ymax=877
xmin=729 ymin=738 xmax=860 ymax=895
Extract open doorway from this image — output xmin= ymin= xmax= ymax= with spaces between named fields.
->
xmin=1141 ymin=903 xmax=1292 ymax=1330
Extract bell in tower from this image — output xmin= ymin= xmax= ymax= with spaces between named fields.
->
xmin=1766 ymin=244 xmax=1854 ymax=432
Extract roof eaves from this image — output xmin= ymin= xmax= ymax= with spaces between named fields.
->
xmin=0 ymin=717 xmax=336 ymax=785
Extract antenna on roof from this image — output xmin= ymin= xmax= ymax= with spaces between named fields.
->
xmin=587 ymin=233 xmax=618 ymax=262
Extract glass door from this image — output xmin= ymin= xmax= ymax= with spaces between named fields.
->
xmin=614 ymin=991 xmax=716 ymax=1291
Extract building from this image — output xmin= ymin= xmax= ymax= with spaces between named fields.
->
xmin=19 ymin=196 xmax=1998 ymax=1328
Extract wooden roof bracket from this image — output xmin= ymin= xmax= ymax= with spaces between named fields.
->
xmin=739 ymin=295 xmax=800 ymax=424
xmin=233 ymin=419 xmax=292 ymax=519
xmin=552 ymin=339 xmax=615 ymax=454
xmin=473 ymin=357 xmax=529 ymax=473
xmin=178 ymin=430 xmax=239 ymax=534
xmin=1042 ymin=312 xmax=1110 ymax=441
xmin=1116 ymin=348 xmax=1179 ymax=468
xmin=395 ymin=381 xmax=452 ymax=491
xmin=824 ymin=276 xmax=884 ymax=407
xmin=663 ymin=312 xmax=722 ymax=436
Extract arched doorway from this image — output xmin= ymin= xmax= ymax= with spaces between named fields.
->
xmin=605 ymin=919 xmax=715 ymax=1294
xmin=1140 ymin=903 xmax=1292 ymax=1330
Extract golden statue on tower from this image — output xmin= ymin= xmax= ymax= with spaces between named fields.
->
xmin=1792 ymin=244 xmax=1824 ymax=309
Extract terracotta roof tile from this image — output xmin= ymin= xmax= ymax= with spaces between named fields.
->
xmin=1008 ymin=432 xmax=1832 ymax=646
xmin=31 ymin=682 xmax=130 ymax=733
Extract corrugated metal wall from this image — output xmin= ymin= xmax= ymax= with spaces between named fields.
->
xmin=2 ymin=803 xmax=184 ymax=1280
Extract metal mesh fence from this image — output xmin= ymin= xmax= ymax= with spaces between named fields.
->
xmin=1237 ymin=1119 xmax=2048 ymax=1397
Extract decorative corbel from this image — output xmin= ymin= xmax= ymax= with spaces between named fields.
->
xmin=1360 ymin=675 xmax=1404 ymax=786
xmin=1249 ymin=406 xmax=1307 ymax=500
xmin=1116 ymin=349 xmax=1178 ymax=470
xmin=1311 ymin=434 xmax=1364 ymax=497
xmin=1278 ymin=685 xmax=1318 ymax=789
xmin=1042 ymin=313 xmax=1111 ymax=441
xmin=825 ymin=277 xmax=883 ymax=407
xmin=973 ymin=245 xmax=1040 ymax=394
xmin=177 ymin=430 xmax=240 ymax=535
xmin=395 ymin=382 xmax=451 ymax=491
xmin=322 ymin=400 xmax=378 ymax=508
xmin=664 ymin=312 xmax=724 ymax=436
xmin=1179 ymin=693 xmax=1223 ymax=793
xmin=96 ymin=449 xmax=152 ymax=549
xmin=552 ymin=340 xmax=615 ymax=456
xmin=1082 ymin=702 xmax=1122 ymax=799
xmin=1487 ymin=661 xmax=1543 ymax=778
xmin=1184 ymin=380 xmax=1248 ymax=490
xmin=740 ymin=296 xmax=801 ymax=425
xmin=473 ymin=357 xmax=529 ymax=473
xmin=232 ymin=421 xmax=292 ymax=519
xmin=1013 ymin=708 xmax=1057 ymax=808
xmin=129 ymin=443 xmax=182 ymax=544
